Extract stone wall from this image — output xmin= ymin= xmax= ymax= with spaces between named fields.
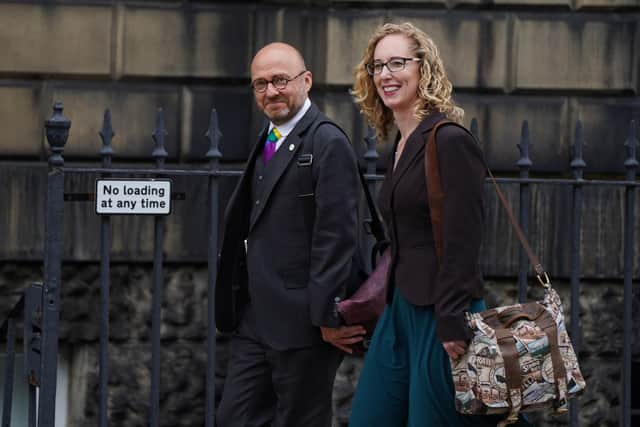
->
xmin=1 ymin=263 xmax=638 ymax=426
xmin=0 ymin=1 xmax=638 ymax=169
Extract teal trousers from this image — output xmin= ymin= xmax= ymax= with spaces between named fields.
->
xmin=349 ymin=289 xmax=530 ymax=427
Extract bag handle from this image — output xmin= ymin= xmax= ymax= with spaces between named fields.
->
xmin=424 ymin=120 xmax=550 ymax=288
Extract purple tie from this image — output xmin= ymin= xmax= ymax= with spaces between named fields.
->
xmin=263 ymin=127 xmax=281 ymax=165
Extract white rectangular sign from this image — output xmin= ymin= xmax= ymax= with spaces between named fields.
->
xmin=95 ymin=179 xmax=172 ymax=215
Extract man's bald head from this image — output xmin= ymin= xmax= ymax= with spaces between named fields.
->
xmin=250 ymin=42 xmax=312 ymax=125
xmin=251 ymin=43 xmax=307 ymax=73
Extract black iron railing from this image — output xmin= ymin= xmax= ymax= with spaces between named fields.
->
xmin=1 ymin=102 xmax=637 ymax=427
xmin=1 ymin=283 xmax=43 ymax=427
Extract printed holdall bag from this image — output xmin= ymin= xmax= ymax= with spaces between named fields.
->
xmin=450 ymin=280 xmax=586 ymax=425
xmin=424 ymin=121 xmax=586 ymax=426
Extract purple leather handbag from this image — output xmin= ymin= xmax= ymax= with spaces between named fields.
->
xmin=336 ymin=248 xmax=390 ymax=355
xmin=335 ymin=169 xmax=389 ymax=356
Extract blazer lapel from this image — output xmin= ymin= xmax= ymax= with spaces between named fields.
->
xmin=249 ymin=104 xmax=320 ymax=231
xmin=390 ymin=112 xmax=447 ymax=192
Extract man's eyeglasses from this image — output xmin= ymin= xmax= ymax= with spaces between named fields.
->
xmin=365 ymin=57 xmax=420 ymax=76
xmin=251 ymin=70 xmax=307 ymax=93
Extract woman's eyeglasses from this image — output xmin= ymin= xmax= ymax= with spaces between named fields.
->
xmin=366 ymin=57 xmax=420 ymax=76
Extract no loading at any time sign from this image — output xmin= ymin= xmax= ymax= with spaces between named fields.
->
xmin=95 ymin=179 xmax=172 ymax=215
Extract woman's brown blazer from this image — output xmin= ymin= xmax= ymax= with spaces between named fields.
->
xmin=378 ymin=112 xmax=487 ymax=342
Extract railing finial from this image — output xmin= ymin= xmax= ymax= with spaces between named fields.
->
xmin=152 ymin=108 xmax=168 ymax=168
xmin=624 ymin=120 xmax=639 ymax=180
xmin=44 ymin=101 xmax=71 ymax=167
xmin=99 ymin=109 xmax=115 ymax=167
xmin=363 ymin=126 xmax=378 ymax=174
xmin=516 ymin=120 xmax=532 ymax=170
xmin=570 ymin=120 xmax=586 ymax=180
xmin=470 ymin=117 xmax=479 ymax=144
xmin=205 ymin=108 xmax=223 ymax=166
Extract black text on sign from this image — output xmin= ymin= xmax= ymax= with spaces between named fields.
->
xmin=95 ymin=179 xmax=172 ymax=215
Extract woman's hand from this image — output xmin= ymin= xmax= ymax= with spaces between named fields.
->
xmin=442 ymin=340 xmax=468 ymax=360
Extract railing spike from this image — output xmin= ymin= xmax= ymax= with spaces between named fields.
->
xmin=363 ymin=126 xmax=378 ymax=174
xmin=570 ymin=120 xmax=586 ymax=180
xmin=99 ymin=109 xmax=114 ymax=166
xmin=516 ymin=120 xmax=532 ymax=169
xmin=470 ymin=117 xmax=479 ymax=142
xmin=205 ymin=108 xmax=223 ymax=164
xmin=624 ymin=120 xmax=639 ymax=176
xmin=152 ymin=108 xmax=168 ymax=168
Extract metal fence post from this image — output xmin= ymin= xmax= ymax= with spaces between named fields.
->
xmin=516 ymin=121 xmax=532 ymax=302
xmin=39 ymin=101 xmax=70 ymax=427
xmin=205 ymin=109 xmax=222 ymax=427
xmin=2 ymin=318 xmax=16 ymax=427
xmin=569 ymin=120 xmax=586 ymax=427
xmin=363 ymin=127 xmax=379 ymax=271
xmin=622 ymin=120 xmax=638 ymax=427
xmin=24 ymin=283 xmax=43 ymax=427
xmin=99 ymin=109 xmax=115 ymax=427
xmin=150 ymin=108 xmax=168 ymax=427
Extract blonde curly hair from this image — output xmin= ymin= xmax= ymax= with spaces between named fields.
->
xmin=351 ymin=22 xmax=464 ymax=141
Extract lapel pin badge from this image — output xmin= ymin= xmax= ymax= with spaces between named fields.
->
xmin=288 ymin=144 xmax=295 ymax=151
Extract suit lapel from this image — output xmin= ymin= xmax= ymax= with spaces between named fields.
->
xmin=390 ymin=112 xmax=447 ymax=192
xmin=249 ymin=104 xmax=320 ymax=231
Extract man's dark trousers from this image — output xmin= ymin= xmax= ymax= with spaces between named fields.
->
xmin=217 ymin=306 xmax=343 ymax=427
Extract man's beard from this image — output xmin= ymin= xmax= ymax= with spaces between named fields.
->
xmin=266 ymin=106 xmax=291 ymax=125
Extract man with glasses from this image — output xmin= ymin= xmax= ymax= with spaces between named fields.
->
xmin=216 ymin=42 xmax=365 ymax=427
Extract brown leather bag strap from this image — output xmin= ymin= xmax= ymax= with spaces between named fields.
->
xmin=424 ymin=120 xmax=549 ymax=282
xmin=486 ymin=169 xmax=546 ymax=277
xmin=425 ymin=121 xmax=447 ymax=260
xmin=531 ymin=307 xmax=568 ymax=390
xmin=495 ymin=329 xmax=524 ymax=426
xmin=495 ymin=328 xmax=522 ymax=393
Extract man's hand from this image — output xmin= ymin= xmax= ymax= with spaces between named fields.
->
xmin=443 ymin=340 xmax=468 ymax=360
xmin=320 ymin=325 xmax=367 ymax=354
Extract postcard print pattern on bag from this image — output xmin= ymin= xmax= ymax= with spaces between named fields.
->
xmin=450 ymin=287 xmax=585 ymax=423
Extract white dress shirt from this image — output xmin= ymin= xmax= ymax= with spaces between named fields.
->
xmin=268 ymin=98 xmax=312 ymax=151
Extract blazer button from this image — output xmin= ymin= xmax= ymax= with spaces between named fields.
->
xmin=258 ymin=175 xmax=263 ymax=181
xmin=255 ymin=200 xmax=260 ymax=205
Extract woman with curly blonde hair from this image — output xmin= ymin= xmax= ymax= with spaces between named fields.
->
xmin=351 ymin=22 xmax=464 ymax=142
xmin=348 ymin=23 xmax=531 ymax=426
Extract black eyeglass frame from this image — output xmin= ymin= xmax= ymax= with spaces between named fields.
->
xmin=250 ymin=70 xmax=308 ymax=93
xmin=365 ymin=57 xmax=421 ymax=76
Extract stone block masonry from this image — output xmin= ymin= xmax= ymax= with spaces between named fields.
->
xmin=0 ymin=1 xmax=637 ymax=171
xmin=0 ymin=263 xmax=636 ymax=426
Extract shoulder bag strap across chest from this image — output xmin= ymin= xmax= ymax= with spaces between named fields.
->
xmin=424 ymin=120 xmax=549 ymax=285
